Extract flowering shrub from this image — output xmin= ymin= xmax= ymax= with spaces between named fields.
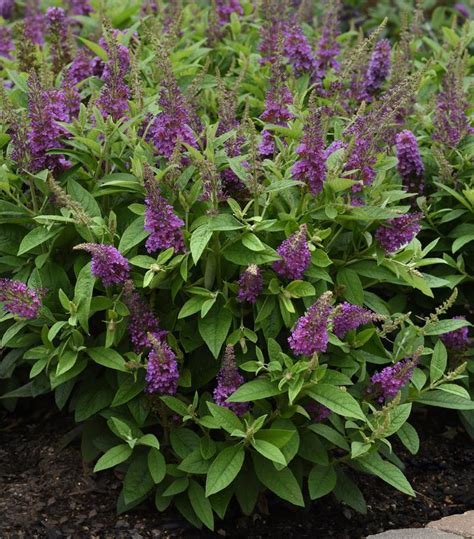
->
xmin=0 ymin=0 xmax=473 ymax=530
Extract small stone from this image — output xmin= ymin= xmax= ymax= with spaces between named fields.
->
xmin=427 ymin=510 xmax=474 ymax=537
xmin=367 ymin=530 xmax=460 ymax=539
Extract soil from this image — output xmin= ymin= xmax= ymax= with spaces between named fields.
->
xmin=0 ymin=401 xmax=473 ymax=539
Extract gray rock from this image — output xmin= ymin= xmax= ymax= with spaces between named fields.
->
xmin=367 ymin=529 xmax=461 ymax=539
xmin=427 ymin=511 xmax=474 ymax=538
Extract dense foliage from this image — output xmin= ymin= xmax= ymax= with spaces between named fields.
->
xmin=0 ymin=0 xmax=473 ymax=530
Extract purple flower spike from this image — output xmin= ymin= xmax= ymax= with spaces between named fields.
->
xmin=144 ymin=174 xmax=185 ymax=254
xmin=440 ymin=316 xmax=470 ymax=351
xmin=123 ymin=281 xmax=167 ymax=353
xmin=237 ymin=265 xmax=263 ymax=304
xmin=0 ymin=27 xmax=13 ymax=59
xmin=0 ymin=279 xmax=44 ymax=319
xmin=292 ymin=108 xmax=326 ymax=194
xmin=375 ymin=213 xmax=422 ymax=254
xmin=315 ymin=2 xmax=341 ymax=77
xmin=215 ymin=0 xmax=243 ymax=25
xmin=454 ymin=3 xmax=469 ymax=18
xmin=145 ymin=337 xmax=179 ymax=396
xmin=97 ymin=34 xmax=130 ymax=121
xmin=365 ymin=39 xmax=391 ymax=97
xmin=306 ymin=401 xmax=331 ymax=422
xmin=272 ymin=224 xmax=311 ymax=281
xmin=433 ymin=66 xmax=473 ymax=148
xmin=68 ymin=0 xmax=93 ymax=16
xmin=67 ymin=48 xmax=94 ymax=85
xmin=74 ymin=243 xmax=130 ymax=287
xmin=214 ymin=345 xmax=249 ymax=416
xmin=288 ymin=292 xmax=333 ymax=356
xmin=284 ymin=20 xmax=317 ymax=77
xmin=259 ymin=80 xmax=293 ymax=158
xmin=0 ymin=0 xmax=14 ymax=19
xmin=333 ymin=302 xmax=383 ymax=339
xmin=396 ymin=130 xmax=424 ymax=196
xmin=25 ymin=2 xmax=46 ymax=45
xmin=369 ymin=357 xmax=417 ymax=403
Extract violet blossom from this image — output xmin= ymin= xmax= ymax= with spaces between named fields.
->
xmin=74 ymin=243 xmax=130 ymax=287
xmin=144 ymin=173 xmax=185 ymax=254
xmin=237 ymin=265 xmax=263 ymax=304
xmin=396 ymin=130 xmax=424 ymax=196
xmin=215 ymin=0 xmax=243 ymax=25
xmin=364 ymin=39 xmax=391 ymax=97
xmin=440 ymin=316 xmax=470 ymax=351
xmin=369 ymin=357 xmax=417 ymax=403
xmin=306 ymin=401 xmax=331 ymax=422
xmin=145 ymin=336 xmax=179 ymax=395
xmin=288 ymin=292 xmax=334 ymax=356
xmin=213 ymin=345 xmax=248 ymax=416
xmin=332 ymin=302 xmax=384 ymax=339
xmin=0 ymin=278 xmax=44 ymax=319
xmin=0 ymin=27 xmax=13 ymax=59
xmin=284 ymin=20 xmax=317 ymax=77
xmin=375 ymin=213 xmax=422 ymax=254
xmin=272 ymin=224 xmax=311 ymax=281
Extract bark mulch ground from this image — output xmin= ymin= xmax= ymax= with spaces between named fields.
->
xmin=1 ymin=401 xmax=473 ymax=538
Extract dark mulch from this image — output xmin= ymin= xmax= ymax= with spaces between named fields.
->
xmin=1 ymin=402 xmax=473 ymax=539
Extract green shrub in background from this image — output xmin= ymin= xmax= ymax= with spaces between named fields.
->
xmin=0 ymin=0 xmax=473 ymax=530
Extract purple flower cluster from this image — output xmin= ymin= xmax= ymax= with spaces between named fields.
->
xmin=259 ymin=81 xmax=294 ymax=157
xmin=0 ymin=27 xmax=13 ymax=59
xmin=440 ymin=316 xmax=470 ymax=351
xmin=74 ymin=243 xmax=130 ymax=287
xmin=369 ymin=357 xmax=417 ymax=403
xmin=97 ymin=35 xmax=130 ymax=121
xmin=144 ymin=175 xmax=185 ymax=254
xmin=0 ymin=279 xmax=44 ymax=319
xmin=215 ymin=0 xmax=243 ymax=25
xmin=292 ymin=108 xmax=326 ymax=194
xmin=284 ymin=21 xmax=317 ymax=77
xmin=433 ymin=67 xmax=472 ymax=148
xmin=237 ymin=265 xmax=263 ymax=304
xmin=333 ymin=302 xmax=383 ymax=339
xmin=147 ymin=83 xmax=197 ymax=159
xmin=26 ymin=75 xmax=70 ymax=173
xmin=0 ymin=0 xmax=14 ymax=19
xmin=315 ymin=2 xmax=341 ymax=78
xmin=24 ymin=1 xmax=45 ymax=45
xmin=364 ymin=39 xmax=391 ymax=97
xmin=454 ymin=3 xmax=470 ymax=18
xmin=67 ymin=48 xmax=94 ymax=85
xmin=288 ymin=292 xmax=333 ymax=356
xmin=272 ymin=224 xmax=311 ymax=280
xmin=345 ymin=137 xmax=376 ymax=192
xmin=375 ymin=213 xmax=422 ymax=254
xmin=67 ymin=0 xmax=93 ymax=16
xmin=123 ymin=281 xmax=166 ymax=353
xmin=213 ymin=345 xmax=248 ymax=416
xmin=396 ymin=130 xmax=424 ymax=196
xmin=145 ymin=338 xmax=179 ymax=395
xmin=306 ymin=401 xmax=331 ymax=422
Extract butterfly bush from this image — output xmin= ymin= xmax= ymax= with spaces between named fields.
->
xmin=0 ymin=0 xmax=473 ymax=531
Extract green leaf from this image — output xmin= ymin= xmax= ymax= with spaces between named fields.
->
xmin=226 ymin=378 xmax=283 ymax=403
xmin=123 ymin=454 xmax=154 ymax=505
xmin=162 ymin=477 xmax=189 ymax=496
xmin=383 ymin=403 xmax=412 ymax=437
xmin=337 ymin=268 xmax=364 ymax=305
xmin=241 ymin=233 xmax=266 ymax=252
xmin=430 ymin=340 xmax=447 ymax=383
xmin=138 ymin=434 xmax=160 ymax=450
xmin=424 ymin=318 xmax=471 ymax=336
xmin=308 ymin=424 xmax=349 ymax=451
xmin=223 ymin=242 xmax=280 ymax=265
xmin=18 ymin=227 xmax=58 ymax=256
xmin=307 ymin=384 xmax=365 ymax=421
xmin=74 ymin=262 xmax=95 ymax=332
xmin=207 ymin=402 xmax=243 ymax=434
xmin=188 ymin=480 xmax=214 ymax=531
xmin=160 ymin=396 xmax=189 ymax=416
xmin=67 ymin=179 xmax=101 ymax=217
xmin=198 ymin=303 xmax=232 ymax=358
xmin=251 ymin=439 xmax=286 ymax=465
xmin=94 ymin=444 xmax=132 ymax=472
xmin=178 ymin=448 xmax=210 ymax=474
xmin=112 ymin=374 xmax=145 ymax=407
xmin=285 ymin=280 xmax=316 ymax=298
xmin=397 ymin=422 xmax=419 ymax=455
xmin=333 ymin=471 xmax=367 ymax=514
xmin=206 ymin=445 xmax=245 ymax=496
xmin=119 ymin=216 xmax=148 ymax=254
xmin=190 ymin=225 xmax=213 ymax=265
xmin=308 ymin=464 xmax=337 ymax=500
xmin=178 ymin=296 xmax=206 ymax=319
xmin=357 ymin=453 xmax=415 ymax=496
xmin=415 ymin=390 xmax=474 ymax=410
xmin=255 ymin=429 xmax=295 ymax=448
xmin=78 ymin=36 xmax=108 ymax=61
xmin=87 ymin=347 xmax=128 ymax=372
xmin=170 ymin=428 xmax=200 ymax=459
xmin=252 ymin=454 xmax=304 ymax=507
